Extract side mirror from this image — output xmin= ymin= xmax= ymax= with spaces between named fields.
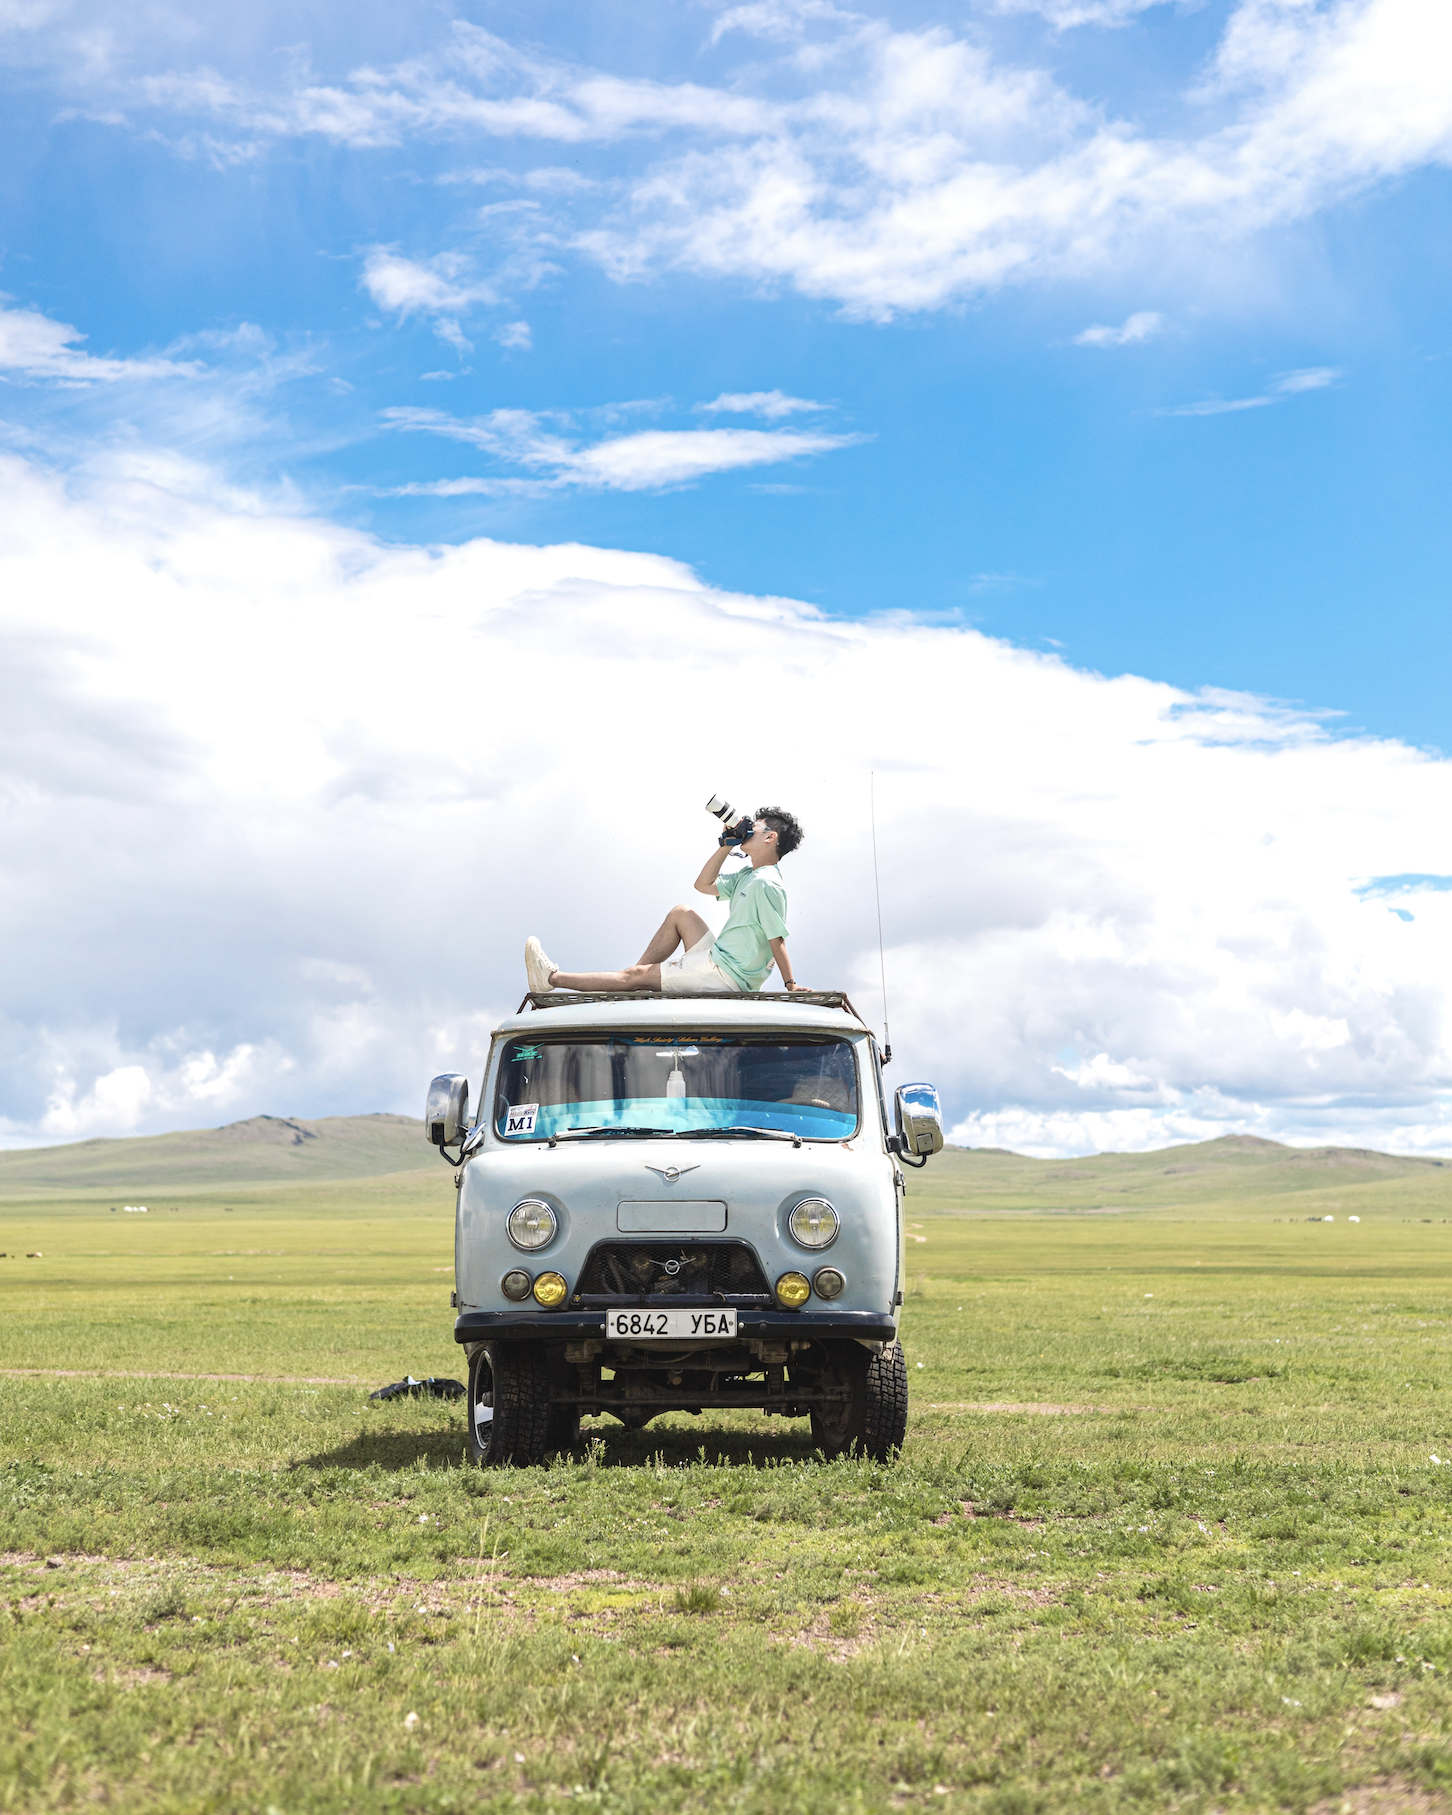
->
xmin=425 ymin=1073 xmax=470 ymax=1147
xmin=894 ymin=1082 xmax=944 ymax=1159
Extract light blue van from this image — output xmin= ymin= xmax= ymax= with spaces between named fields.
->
xmin=424 ymin=989 xmax=944 ymax=1466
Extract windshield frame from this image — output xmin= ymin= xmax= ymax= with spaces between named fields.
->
xmin=486 ymin=1028 xmax=865 ymax=1145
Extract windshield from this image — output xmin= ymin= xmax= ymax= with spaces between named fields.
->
xmin=494 ymin=1034 xmax=860 ymax=1141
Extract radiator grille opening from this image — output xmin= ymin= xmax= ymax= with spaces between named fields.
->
xmin=573 ymin=1240 xmax=771 ymax=1304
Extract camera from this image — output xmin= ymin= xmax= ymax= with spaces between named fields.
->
xmin=705 ymin=794 xmax=756 ymax=847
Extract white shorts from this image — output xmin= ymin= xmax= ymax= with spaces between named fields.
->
xmin=660 ymin=931 xmax=742 ymax=995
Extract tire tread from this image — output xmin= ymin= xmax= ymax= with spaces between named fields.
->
xmin=861 ymin=1339 xmax=909 ymax=1461
xmin=470 ymin=1344 xmax=551 ymax=1467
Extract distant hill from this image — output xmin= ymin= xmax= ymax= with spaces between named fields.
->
xmin=0 ymin=1114 xmax=428 ymax=1194
xmin=4 ymin=1117 xmax=1447 ymax=1215
xmin=910 ymin=1133 xmax=1452 ymax=1217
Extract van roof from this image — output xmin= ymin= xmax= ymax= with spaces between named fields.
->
xmin=494 ymin=989 xmax=871 ymax=1040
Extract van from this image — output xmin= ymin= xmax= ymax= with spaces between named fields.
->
xmin=425 ymin=988 xmax=944 ymax=1465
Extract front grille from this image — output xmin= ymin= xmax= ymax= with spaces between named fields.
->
xmin=573 ymin=1240 xmax=771 ymax=1305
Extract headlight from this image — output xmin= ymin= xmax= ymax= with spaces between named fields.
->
xmin=788 ymin=1197 xmax=839 ymax=1249
xmin=532 ymin=1271 xmax=568 ymax=1308
xmin=507 ymin=1199 xmax=557 ymax=1250
xmin=775 ymin=1271 xmax=811 ymax=1309
xmin=500 ymin=1269 xmax=532 ymax=1301
xmin=813 ymin=1267 xmax=846 ymax=1301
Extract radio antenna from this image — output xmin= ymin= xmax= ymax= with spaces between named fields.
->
xmin=870 ymin=771 xmax=892 ymax=1064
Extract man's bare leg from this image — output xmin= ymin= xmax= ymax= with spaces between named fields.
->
xmin=635 ymin=905 xmax=710 ymax=966
xmin=549 ymin=963 xmax=662 ymax=993
xmin=548 ymin=906 xmax=710 ymax=994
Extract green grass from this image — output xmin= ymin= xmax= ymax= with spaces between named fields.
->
xmin=3 ymin=1151 xmax=1452 ymax=1812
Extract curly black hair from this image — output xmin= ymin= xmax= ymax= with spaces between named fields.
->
xmin=756 ymin=805 xmax=804 ymax=859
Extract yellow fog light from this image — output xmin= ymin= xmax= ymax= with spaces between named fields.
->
xmin=532 ymin=1271 xmax=568 ymax=1308
xmin=775 ymin=1271 xmax=811 ymax=1309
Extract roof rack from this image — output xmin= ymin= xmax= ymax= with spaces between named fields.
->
xmin=515 ymin=988 xmax=864 ymax=1018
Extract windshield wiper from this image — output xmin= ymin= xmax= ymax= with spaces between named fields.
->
xmin=556 ymin=1125 xmax=675 ymax=1141
xmin=677 ymin=1126 xmax=802 ymax=1146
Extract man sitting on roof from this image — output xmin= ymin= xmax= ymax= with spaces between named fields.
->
xmin=526 ymin=807 xmax=806 ymax=996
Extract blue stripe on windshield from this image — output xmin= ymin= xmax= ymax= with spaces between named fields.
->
xmin=498 ymin=1096 xmax=855 ymax=1140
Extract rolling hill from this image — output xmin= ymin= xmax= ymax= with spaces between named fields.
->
xmin=2 ymin=1115 xmax=1449 ymax=1221
xmin=909 ymin=1132 xmax=1452 ymax=1220
xmin=0 ymin=1113 xmax=428 ymax=1195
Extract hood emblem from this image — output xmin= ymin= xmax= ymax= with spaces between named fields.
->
xmin=645 ymin=1162 xmax=700 ymax=1186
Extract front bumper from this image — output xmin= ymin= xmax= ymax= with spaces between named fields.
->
xmin=453 ymin=1308 xmax=898 ymax=1344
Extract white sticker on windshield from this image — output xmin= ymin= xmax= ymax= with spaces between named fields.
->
xmin=504 ymin=1103 xmax=539 ymax=1136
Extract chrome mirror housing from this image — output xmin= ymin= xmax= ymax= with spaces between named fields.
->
xmin=894 ymin=1082 xmax=944 ymax=1159
xmin=425 ymin=1073 xmax=470 ymax=1147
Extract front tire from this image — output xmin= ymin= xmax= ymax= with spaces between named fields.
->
xmin=861 ymin=1339 xmax=909 ymax=1460
xmin=810 ymin=1340 xmax=908 ymax=1462
xmin=467 ymin=1344 xmax=551 ymax=1467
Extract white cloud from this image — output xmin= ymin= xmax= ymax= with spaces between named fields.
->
xmin=361 ymin=249 xmax=491 ymax=318
xmin=360 ymin=239 xmax=557 ymax=350
xmin=8 ymin=1 xmax=1431 ymax=325
xmin=951 ymin=1102 xmax=1248 ymax=1156
xmin=0 ymin=0 xmax=69 ymax=34
xmin=8 ymin=443 xmax=1452 ymax=1154
xmin=439 ymin=164 xmax=600 ymax=195
xmin=1052 ymin=1052 xmax=1156 ymax=1089
xmin=1274 ymin=365 xmax=1340 ymax=394
xmin=1074 ymin=309 xmax=1165 ymax=347
xmin=360 ymin=249 xmax=497 ymax=351
xmin=131 ymin=27 xmax=778 ymax=150
xmin=967 ymin=571 xmax=1037 ymax=595
xmin=709 ymin=0 xmax=854 ymax=46
xmin=990 ymin=0 xmax=1179 ymax=29
xmin=385 ymin=476 xmax=520 ymax=498
xmin=33 ymin=4 xmax=1452 ymax=320
xmin=380 ymin=404 xmax=864 ymax=491
xmin=696 ymin=390 xmax=826 ymax=418
xmin=1162 ymin=364 xmax=1341 ymax=415
xmin=40 ymin=1042 xmax=275 ymax=1141
xmin=1270 ymin=1008 xmax=1351 ymax=1053
xmin=579 ymin=3 xmax=1452 ymax=315
xmin=0 ymin=299 xmax=195 ymax=383
xmin=562 ymin=427 xmax=857 ymax=488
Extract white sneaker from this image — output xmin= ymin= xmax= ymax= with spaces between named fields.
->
xmin=524 ymin=936 xmax=557 ymax=994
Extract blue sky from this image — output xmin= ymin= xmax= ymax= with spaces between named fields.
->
xmin=4 ymin=0 xmax=1452 ymax=1153
xmin=3 ymin=0 xmax=1449 ymax=737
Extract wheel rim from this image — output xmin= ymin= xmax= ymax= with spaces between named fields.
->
xmin=472 ymin=1356 xmax=495 ymax=1455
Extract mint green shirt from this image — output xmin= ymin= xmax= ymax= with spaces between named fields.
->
xmin=713 ymin=863 xmax=789 ymax=991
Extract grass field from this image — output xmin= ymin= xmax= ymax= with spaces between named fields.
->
xmin=3 ymin=1131 xmax=1452 ymax=1813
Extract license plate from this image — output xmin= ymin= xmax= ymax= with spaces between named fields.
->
xmin=605 ymin=1307 xmax=739 ymax=1341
